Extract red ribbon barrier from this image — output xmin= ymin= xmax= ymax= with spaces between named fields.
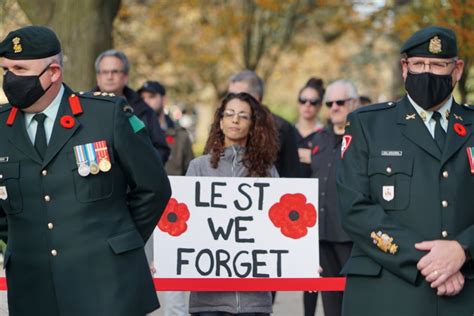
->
xmin=0 ymin=277 xmax=346 ymax=291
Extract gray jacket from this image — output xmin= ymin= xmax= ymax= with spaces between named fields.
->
xmin=186 ymin=145 xmax=277 ymax=314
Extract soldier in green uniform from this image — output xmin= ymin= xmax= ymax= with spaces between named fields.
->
xmin=336 ymin=26 xmax=473 ymax=316
xmin=0 ymin=25 xmax=171 ymax=316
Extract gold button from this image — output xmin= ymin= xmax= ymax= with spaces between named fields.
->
xmin=47 ymin=223 xmax=54 ymax=230
xmin=442 ymin=200 xmax=448 ymax=208
xmin=44 ymin=195 xmax=51 ymax=202
xmin=386 ymin=167 xmax=392 ymax=174
xmin=51 ymin=249 xmax=58 ymax=256
xmin=42 ymin=170 xmax=48 ymax=176
xmin=442 ymin=171 xmax=448 ymax=178
xmin=442 ymin=231 xmax=448 ymax=238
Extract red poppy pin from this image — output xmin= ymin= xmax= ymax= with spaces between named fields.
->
xmin=60 ymin=115 xmax=75 ymax=129
xmin=268 ymin=193 xmax=317 ymax=239
xmin=454 ymin=123 xmax=467 ymax=137
xmin=166 ymin=135 xmax=175 ymax=145
xmin=312 ymin=145 xmax=320 ymax=155
xmin=158 ymin=198 xmax=190 ymax=236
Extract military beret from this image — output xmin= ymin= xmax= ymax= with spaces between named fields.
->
xmin=0 ymin=25 xmax=61 ymax=60
xmin=138 ymin=80 xmax=166 ymax=96
xmin=400 ymin=26 xmax=457 ymax=58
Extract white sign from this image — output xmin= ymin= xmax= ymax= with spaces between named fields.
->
xmin=154 ymin=176 xmax=319 ymax=285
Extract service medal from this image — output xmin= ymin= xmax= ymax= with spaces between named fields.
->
xmin=99 ymin=159 xmax=112 ymax=172
xmin=74 ymin=144 xmax=90 ymax=177
xmin=94 ymin=140 xmax=112 ymax=173
xmin=78 ymin=163 xmax=90 ymax=177
xmin=89 ymin=163 xmax=100 ymax=175
xmin=85 ymin=143 xmax=100 ymax=175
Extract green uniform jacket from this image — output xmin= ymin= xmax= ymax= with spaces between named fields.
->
xmin=0 ymin=86 xmax=171 ymax=316
xmin=336 ymin=96 xmax=474 ymax=316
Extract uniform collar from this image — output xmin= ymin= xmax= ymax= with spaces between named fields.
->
xmin=25 ymin=84 xmax=64 ymax=129
xmin=408 ymin=94 xmax=452 ymax=124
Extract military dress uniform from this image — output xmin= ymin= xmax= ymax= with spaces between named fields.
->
xmin=336 ymin=27 xmax=474 ymax=316
xmin=0 ymin=26 xmax=171 ymax=316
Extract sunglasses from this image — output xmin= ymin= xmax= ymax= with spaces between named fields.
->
xmin=325 ymin=98 xmax=352 ymax=107
xmin=298 ymin=97 xmax=321 ymax=106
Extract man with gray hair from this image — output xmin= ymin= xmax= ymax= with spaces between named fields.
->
xmin=307 ymin=79 xmax=359 ymax=316
xmin=228 ymin=70 xmax=301 ymax=177
xmin=94 ymin=49 xmax=170 ymax=162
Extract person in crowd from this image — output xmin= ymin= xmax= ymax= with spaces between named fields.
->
xmin=94 ymin=49 xmax=170 ymax=162
xmin=228 ymin=70 xmax=301 ymax=178
xmin=295 ymin=77 xmax=325 ymax=178
xmin=186 ymin=92 xmax=279 ymax=316
xmin=0 ymin=25 xmax=171 ymax=316
xmin=336 ymin=26 xmax=473 ymax=315
xmin=307 ymin=80 xmax=359 ymax=316
xmin=139 ymin=80 xmax=194 ymax=176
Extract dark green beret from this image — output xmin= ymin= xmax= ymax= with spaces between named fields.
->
xmin=400 ymin=26 xmax=457 ymax=58
xmin=0 ymin=25 xmax=61 ymax=60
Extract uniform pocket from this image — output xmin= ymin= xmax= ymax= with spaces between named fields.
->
xmin=341 ymin=255 xmax=382 ymax=277
xmin=107 ymin=229 xmax=144 ymax=254
xmin=68 ymin=150 xmax=114 ymax=203
xmin=0 ymin=162 xmax=23 ymax=214
xmin=368 ymin=157 xmax=413 ymax=211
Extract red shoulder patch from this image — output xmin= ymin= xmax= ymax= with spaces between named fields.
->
xmin=341 ymin=135 xmax=352 ymax=159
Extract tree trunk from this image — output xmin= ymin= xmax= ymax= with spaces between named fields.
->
xmin=17 ymin=0 xmax=121 ymax=91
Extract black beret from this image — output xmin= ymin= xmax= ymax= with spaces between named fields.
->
xmin=400 ymin=26 xmax=457 ymax=58
xmin=138 ymin=80 xmax=166 ymax=96
xmin=0 ymin=25 xmax=61 ymax=60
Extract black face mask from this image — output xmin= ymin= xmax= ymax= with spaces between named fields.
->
xmin=2 ymin=64 xmax=52 ymax=109
xmin=405 ymin=71 xmax=454 ymax=110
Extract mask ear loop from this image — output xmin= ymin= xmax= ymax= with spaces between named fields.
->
xmin=38 ymin=63 xmax=54 ymax=93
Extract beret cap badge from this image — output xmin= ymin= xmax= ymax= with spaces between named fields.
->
xmin=429 ymin=36 xmax=442 ymax=54
xmin=12 ymin=36 xmax=22 ymax=53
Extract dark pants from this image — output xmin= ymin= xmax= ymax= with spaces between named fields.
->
xmin=303 ymin=241 xmax=352 ymax=316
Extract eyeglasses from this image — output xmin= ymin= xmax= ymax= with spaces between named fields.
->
xmin=403 ymin=59 xmax=456 ymax=75
xmin=97 ymin=69 xmax=125 ymax=76
xmin=325 ymin=99 xmax=351 ymax=107
xmin=222 ymin=109 xmax=252 ymax=121
xmin=298 ymin=97 xmax=321 ymax=106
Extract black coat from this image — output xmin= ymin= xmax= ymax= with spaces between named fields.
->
xmin=310 ymin=127 xmax=351 ymax=242
xmin=0 ymin=86 xmax=171 ymax=316
xmin=337 ymin=97 xmax=474 ymax=316
xmin=272 ymin=114 xmax=302 ymax=177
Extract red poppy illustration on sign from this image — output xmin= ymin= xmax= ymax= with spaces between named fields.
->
xmin=268 ymin=193 xmax=317 ymax=239
xmin=158 ymin=198 xmax=190 ymax=236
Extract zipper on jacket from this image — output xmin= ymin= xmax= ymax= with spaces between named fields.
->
xmin=231 ymin=145 xmax=238 ymax=177
xmin=236 ymin=291 xmax=240 ymax=313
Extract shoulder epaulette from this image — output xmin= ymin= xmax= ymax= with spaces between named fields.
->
xmin=75 ymin=91 xmax=120 ymax=103
xmin=462 ymin=103 xmax=474 ymax=110
xmin=355 ymin=101 xmax=396 ymax=114
xmin=0 ymin=104 xmax=12 ymax=113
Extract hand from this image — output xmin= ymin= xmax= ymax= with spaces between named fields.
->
xmin=298 ymin=148 xmax=311 ymax=164
xmin=415 ymin=240 xmax=466 ymax=288
xmin=309 ymin=266 xmax=324 ymax=293
xmin=435 ymin=271 xmax=464 ymax=296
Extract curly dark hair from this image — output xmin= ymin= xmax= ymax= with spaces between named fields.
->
xmin=204 ymin=92 xmax=279 ymax=177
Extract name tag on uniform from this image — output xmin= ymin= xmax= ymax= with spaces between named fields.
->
xmin=0 ymin=157 xmax=9 ymax=163
xmin=0 ymin=186 xmax=8 ymax=200
xmin=381 ymin=150 xmax=402 ymax=157
xmin=382 ymin=186 xmax=394 ymax=201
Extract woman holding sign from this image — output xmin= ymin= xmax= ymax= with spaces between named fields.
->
xmin=186 ymin=92 xmax=279 ymax=315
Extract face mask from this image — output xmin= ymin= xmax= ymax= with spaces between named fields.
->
xmin=405 ymin=72 xmax=454 ymax=110
xmin=2 ymin=64 xmax=53 ymax=109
